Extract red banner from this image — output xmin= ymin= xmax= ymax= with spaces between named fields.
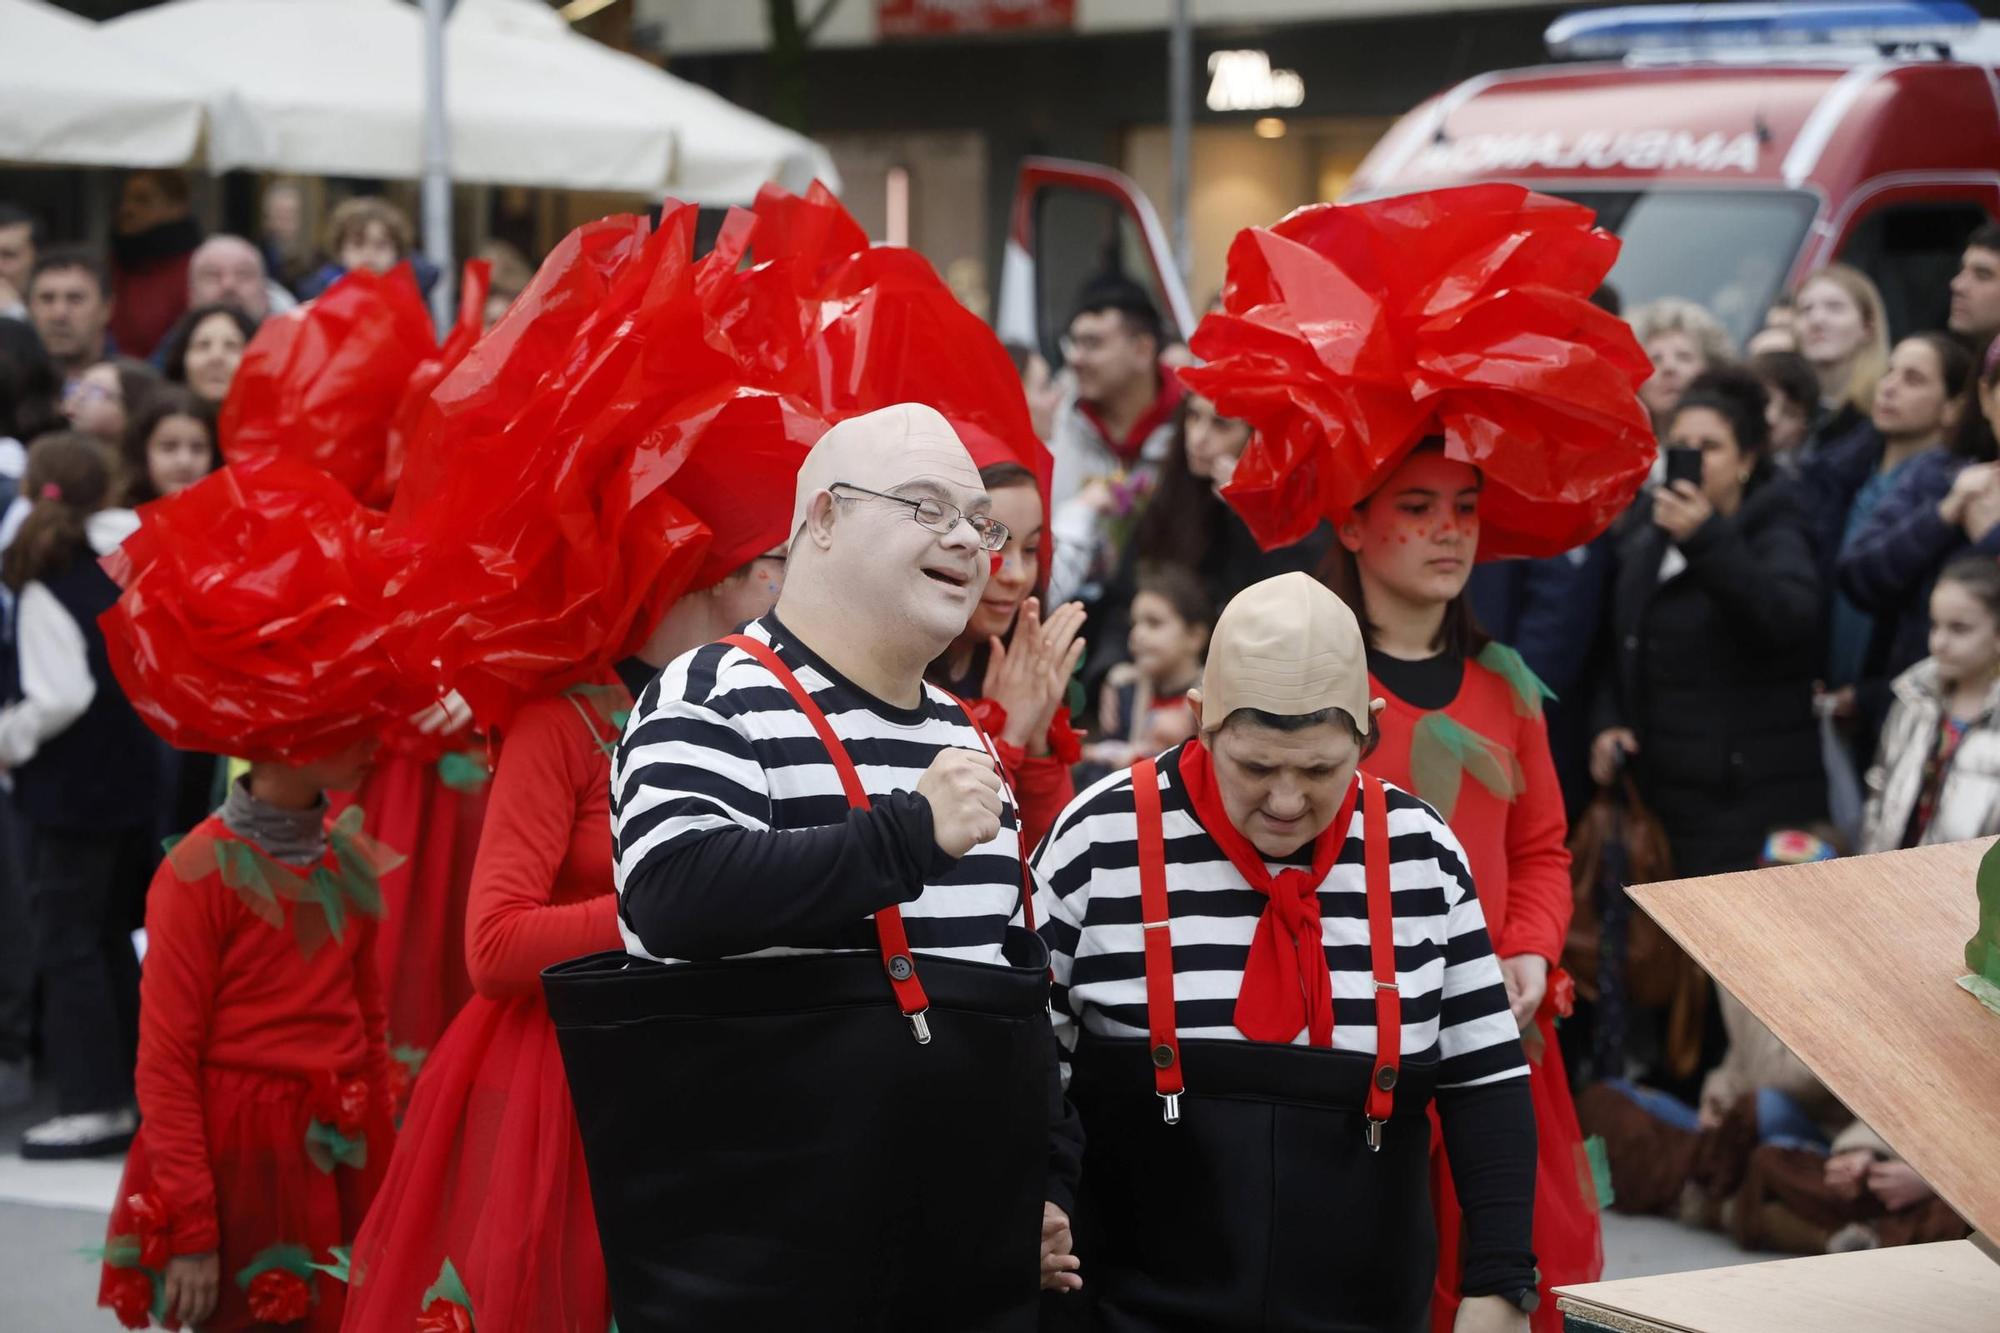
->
xmin=878 ymin=0 xmax=1074 ymax=38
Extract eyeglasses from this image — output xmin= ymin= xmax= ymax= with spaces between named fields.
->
xmin=829 ymin=482 xmax=1010 ymax=552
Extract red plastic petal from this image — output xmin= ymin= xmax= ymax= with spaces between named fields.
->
xmin=219 ymin=265 xmax=439 ymax=509
xmin=101 ymin=456 xmax=431 ymax=762
xmin=1183 ymin=184 xmax=1655 ymax=559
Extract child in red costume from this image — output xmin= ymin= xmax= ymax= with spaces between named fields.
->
xmin=93 ymin=456 xmax=440 ymax=1331
xmin=1183 ymin=185 xmax=1657 ymax=1331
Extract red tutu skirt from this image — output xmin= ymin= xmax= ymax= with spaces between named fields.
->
xmin=337 ymin=752 xmax=488 ymax=1062
xmin=341 ymin=993 xmax=609 ymax=1333
xmin=1430 ymin=1011 xmax=1604 ymax=1333
xmin=98 ymin=1066 xmax=389 ymax=1331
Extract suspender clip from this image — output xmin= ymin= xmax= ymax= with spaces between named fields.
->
xmin=1365 ymin=1117 xmax=1385 ymax=1152
xmin=907 ymin=1009 xmax=932 ymax=1045
xmin=1159 ymin=1091 xmax=1181 ymax=1125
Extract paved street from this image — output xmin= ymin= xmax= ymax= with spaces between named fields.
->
xmin=0 ymin=1089 xmax=1788 ymax=1331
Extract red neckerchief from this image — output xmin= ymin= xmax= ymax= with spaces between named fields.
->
xmin=1077 ymin=370 xmax=1187 ymax=464
xmin=1176 ymin=738 xmax=1358 ymax=1047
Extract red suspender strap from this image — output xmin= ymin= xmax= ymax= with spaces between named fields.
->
xmin=1360 ymin=773 xmax=1400 ymax=1150
xmin=942 ymin=692 xmax=1035 ymax=933
xmin=1129 ymin=757 xmax=1184 ymax=1124
xmin=722 ymin=634 xmax=933 ymax=1044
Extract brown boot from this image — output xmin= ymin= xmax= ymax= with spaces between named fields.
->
xmin=1731 ymin=1144 xmax=1857 ymax=1254
xmin=1575 ymin=1083 xmax=1699 ymax=1216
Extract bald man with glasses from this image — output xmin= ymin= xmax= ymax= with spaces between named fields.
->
xmin=555 ymin=403 xmax=1079 ymax=1332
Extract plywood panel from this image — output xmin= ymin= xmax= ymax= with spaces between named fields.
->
xmin=1628 ymin=839 xmax=1999 ymax=1243
xmin=1554 ymin=1240 xmax=2000 ymax=1333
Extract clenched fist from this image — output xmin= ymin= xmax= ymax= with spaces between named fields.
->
xmin=916 ymin=748 xmax=1004 ymax=858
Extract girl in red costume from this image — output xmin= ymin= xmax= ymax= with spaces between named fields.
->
xmin=1183 ymin=185 xmax=1657 ymax=1331
xmin=927 ymin=457 xmax=1086 ymax=851
xmin=92 ymin=457 xmax=437 ymax=1332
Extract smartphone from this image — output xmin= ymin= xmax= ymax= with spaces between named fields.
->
xmin=1664 ymin=446 xmax=1703 ymax=490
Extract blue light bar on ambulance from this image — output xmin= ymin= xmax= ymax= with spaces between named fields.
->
xmin=1546 ymin=3 xmax=1981 ymax=61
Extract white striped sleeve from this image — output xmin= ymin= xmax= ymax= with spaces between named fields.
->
xmin=1429 ymin=817 xmax=1530 ymax=1089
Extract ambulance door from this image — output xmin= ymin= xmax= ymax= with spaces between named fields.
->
xmin=993 ymin=158 xmax=1196 ymax=368
xmin=1823 ymin=180 xmax=2000 ymax=341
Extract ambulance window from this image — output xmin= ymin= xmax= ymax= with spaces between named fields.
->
xmin=1033 ymin=189 xmax=1181 ymax=369
xmin=1836 ymin=203 xmax=1994 ymax=343
xmin=1562 ymin=189 xmax=1817 ymax=348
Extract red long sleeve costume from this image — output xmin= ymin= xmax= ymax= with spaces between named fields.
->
xmin=340 ymin=690 xmax=624 ymax=1333
xmin=100 ymin=816 xmax=393 ymax=1332
xmin=1365 ymin=658 xmax=1602 ymax=1333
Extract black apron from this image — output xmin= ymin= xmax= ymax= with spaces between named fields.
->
xmin=1064 ymin=760 xmax=1437 ymax=1333
xmin=545 ymin=634 xmax=1051 ymax=1332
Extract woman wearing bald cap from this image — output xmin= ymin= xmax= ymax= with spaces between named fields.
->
xmin=1182 ymin=186 xmax=1658 ymax=1330
xmin=1032 ymin=572 xmax=1538 ymax=1330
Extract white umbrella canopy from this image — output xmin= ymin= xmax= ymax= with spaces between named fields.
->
xmin=0 ymin=0 xmax=209 ymax=168
xmin=102 ymin=0 xmax=839 ymax=200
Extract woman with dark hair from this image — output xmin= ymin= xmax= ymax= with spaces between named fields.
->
xmin=1837 ymin=334 xmax=1999 ymax=689
xmin=927 ymin=459 xmax=1085 ymax=850
xmin=1592 ymin=367 xmax=1826 ymax=877
xmin=0 ymin=318 xmax=63 ymax=499
xmin=0 ymin=434 xmax=153 ymax=1160
xmin=120 ymin=385 xmax=218 ymax=507
xmin=158 ymin=303 xmax=255 ymax=408
xmin=1089 ymin=391 xmax=1331 ymax=699
xmin=63 ymin=356 xmax=161 ymax=453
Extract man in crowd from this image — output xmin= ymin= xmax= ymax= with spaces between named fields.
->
xmin=187 ymin=234 xmax=296 ymax=324
xmin=1947 ymin=221 xmax=2000 ymax=353
xmin=108 ymin=169 xmax=201 ymax=359
xmin=577 ymin=403 xmax=1075 ymax=1329
xmin=1042 ymin=278 xmax=1185 ymax=607
xmin=28 ymin=248 xmax=114 ymax=389
xmin=0 ymin=204 xmax=39 ymax=322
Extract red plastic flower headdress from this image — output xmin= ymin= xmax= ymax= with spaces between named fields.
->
xmin=100 ymin=456 xmax=432 ymax=762
xmin=218 ymin=265 xmax=441 ymax=509
xmin=1180 ymin=184 xmax=1655 ymax=559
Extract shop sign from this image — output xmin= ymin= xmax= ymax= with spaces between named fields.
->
xmin=1205 ymin=49 xmax=1305 ymax=113
xmin=879 ymin=0 xmax=1074 ymax=37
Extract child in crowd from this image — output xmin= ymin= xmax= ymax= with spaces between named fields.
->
xmin=1084 ymin=562 xmax=1212 ymax=774
xmin=0 ymin=434 xmax=151 ymax=1161
xmin=120 ymin=385 xmax=216 ymax=505
xmin=1861 ymin=553 xmax=2000 ymax=852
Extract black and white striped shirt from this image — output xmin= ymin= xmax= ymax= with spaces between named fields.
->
xmin=612 ymin=616 xmax=1023 ymax=965
xmin=1031 ymin=746 xmax=1526 ymax=1089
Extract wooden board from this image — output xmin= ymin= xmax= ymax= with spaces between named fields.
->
xmin=1627 ymin=838 xmax=1999 ymax=1243
xmin=1553 ymin=1240 xmax=2000 ymax=1332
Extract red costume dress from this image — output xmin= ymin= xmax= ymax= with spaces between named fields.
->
xmin=97 ymin=813 xmax=397 ymax=1332
xmin=341 ymin=687 xmax=624 ymax=1332
xmin=1180 ymin=185 xmax=1657 ymax=1331
xmin=1364 ymin=647 xmax=1603 ymax=1331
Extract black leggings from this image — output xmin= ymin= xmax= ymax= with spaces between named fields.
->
xmin=27 ymin=822 xmax=152 ymax=1114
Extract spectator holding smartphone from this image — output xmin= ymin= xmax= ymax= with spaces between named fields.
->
xmin=1593 ymin=369 xmax=1826 ymax=877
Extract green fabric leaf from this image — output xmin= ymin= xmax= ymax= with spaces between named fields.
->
xmin=1582 ymin=1135 xmax=1615 ymax=1212
xmin=304 ymin=1120 xmax=368 ymax=1174
xmin=1970 ymin=841 xmax=2000 ymax=985
xmin=1477 ymin=642 xmax=1557 ymax=719
xmin=309 ymin=1246 xmax=352 ymax=1284
xmin=392 ymin=1044 xmax=428 ymax=1076
xmin=1958 ymin=974 xmax=2000 ymax=1018
xmin=214 ymin=839 xmax=288 ymax=929
xmin=1409 ymin=713 xmax=1525 ymax=819
xmin=153 ymin=1270 xmax=170 ymax=1322
xmin=437 ymin=750 xmax=492 ymax=793
xmin=90 ymin=1236 xmax=143 ymax=1268
xmin=235 ymin=1242 xmax=317 ymax=1288
xmin=423 ymin=1257 xmax=476 ymax=1315
xmin=304 ymin=868 xmax=349 ymax=946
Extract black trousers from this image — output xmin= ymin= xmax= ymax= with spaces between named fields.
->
xmin=0 ymin=798 xmax=35 ymax=1064
xmin=27 ymin=821 xmax=152 ymax=1114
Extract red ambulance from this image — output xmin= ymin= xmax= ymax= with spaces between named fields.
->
xmin=1000 ymin=2 xmax=2000 ymax=355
